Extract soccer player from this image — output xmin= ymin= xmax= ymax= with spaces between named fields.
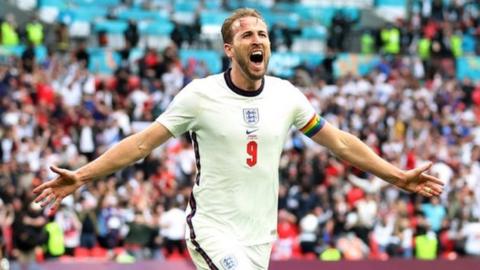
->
xmin=33 ymin=8 xmax=444 ymax=270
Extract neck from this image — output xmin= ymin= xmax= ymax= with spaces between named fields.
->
xmin=230 ymin=65 xmax=262 ymax=91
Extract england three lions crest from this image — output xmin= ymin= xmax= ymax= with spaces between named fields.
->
xmin=243 ymin=108 xmax=259 ymax=126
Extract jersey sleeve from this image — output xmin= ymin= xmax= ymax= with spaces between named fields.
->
xmin=155 ymin=82 xmax=199 ymax=137
xmin=290 ymin=83 xmax=326 ymax=138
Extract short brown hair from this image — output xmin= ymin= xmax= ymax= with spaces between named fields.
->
xmin=221 ymin=8 xmax=265 ymax=44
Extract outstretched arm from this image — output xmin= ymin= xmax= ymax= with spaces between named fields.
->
xmin=33 ymin=122 xmax=173 ymax=214
xmin=311 ymin=122 xmax=443 ymax=197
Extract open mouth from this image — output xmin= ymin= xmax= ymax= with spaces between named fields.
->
xmin=250 ymin=51 xmax=263 ymax=64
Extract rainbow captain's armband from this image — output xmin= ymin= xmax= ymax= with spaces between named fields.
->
xmin=300 ymin=114 xmax=325 ymax=137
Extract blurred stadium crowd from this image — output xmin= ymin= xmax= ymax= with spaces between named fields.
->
xmin=1 ymin=0 xmax=480 ymax=268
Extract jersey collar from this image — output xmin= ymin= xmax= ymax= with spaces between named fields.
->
xmin=224 ymin=68 xmax=264 ymax=97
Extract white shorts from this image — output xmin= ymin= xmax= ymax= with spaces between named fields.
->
xmin=186 ymin=237 xmax=272 ymax=270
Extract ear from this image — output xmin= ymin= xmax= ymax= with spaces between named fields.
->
xmin=224 ymin=43 xmax=233 ymax=58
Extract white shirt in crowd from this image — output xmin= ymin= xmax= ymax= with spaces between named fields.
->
xmin=160 ymin=207 xmax=186 ymax=240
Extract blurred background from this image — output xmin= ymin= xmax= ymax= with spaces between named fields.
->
xmin=0 ymin=0 xmax=479 ymax=269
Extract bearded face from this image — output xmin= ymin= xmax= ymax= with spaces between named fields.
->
xmin=225 ymin=16 xmax=271 ymax=81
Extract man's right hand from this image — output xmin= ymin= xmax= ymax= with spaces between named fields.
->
xmin=33 ymin=166 xmax=84 ymax=215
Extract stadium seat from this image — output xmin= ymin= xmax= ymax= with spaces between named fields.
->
xmin=38 ymin=0 xmax=67 ymax=9
xmin=303 ymin=252 xmax=317 ymax=260
xmin=69 ymin=21 xmax=91 ymax=38
xmin=374 ymin=0 xmax=406 ymax=22
xmin=35 ymin=45 xmax=48 ymax=63
xmin=375 ymin=0 xmax=406 ymax=7
xmin=342 ymin=7 xmax=361 ymax=21
xmin=138 ymin=21 xmax=174 ymax=50
xmin=128 ymin=47 xmax=145 ymax=64
xmin=0 ymin=45 xmax=48 ymax=63
xmin=263 ymin=12 xmax=300 ymax=29
xmin=94 ymin=20 xmax=128 ymax=34
xmin=462 ymin=33 xmax=477 ymax=54
xmin=174 ymin=0 xmax=200 ymax=12
xmin=200 ymin=11 xmax=229 ymax=42
xmin=171 ymin=11 xmax=196 ymax=25
xmin=204 ymin=0 xmax=222 ymax=10
xmin=272 ymin=2 xmax=295 ymax=12
xmin=93 ymin=20 xmax=129 ymax=49
xmin=180 ymin=49 xmax=222 ymax=74
xmin=38 ymin=7 xmax=60 ymax=23
xmin=291 ymin=25 xmax=327 ymax=54
xmin=69 ymin=7 xmax=108 ymax=22
xmin=14 ymin=0 xmax=34 ymax=10
xmin=63 ymin=7 xmax=107 ymax=38
xmin=88 ymin=48 xmax=121 ymax=75
xmin=35 ymin=248 xmax=45 ymax=262
xmin=0 ymin=46 xmax=24 ymax=57
xmin=200 ymin=11 xmax=230 ymax=26
xmin=456 ymin=57 xmax=480 ymax=81
xmin=113 ymin=247 xmax=128 ymax=256
xmin=37 ymin=0 xmax=67 ymax=23
xmin=291 ymin=40 xmax=326 ymax=54
xmin=138 ymin=20 xmax=174 ymax=36
xmin=71 ymin=0 xmax=120 ymax=7
xmin=165 ymin=250 xmax=186 ymax=260
xmin=333 ymin=53 xmax=381 ymax=78
xmin=117 ymin=9 xmax=169 ymax=21
xmin=90 ymin=246 xmax=109 ymax=258
xmin=268 ymin=52 xmax=324 ymax=78
xmin=301 ymin=26 xmax=328 ymax=40
xmin=317 ymin=7 xmax=337 ymax=26
xmin=226 ymin=0 xmax=271 ymax=13
xmin=291 ymin=239 xmax=303 ymax=259
xmin=74 ymin=247 xmax=91 ymax=258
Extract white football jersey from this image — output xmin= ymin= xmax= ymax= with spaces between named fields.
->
xmin=156 ymin=70 xmax=325 ymax=246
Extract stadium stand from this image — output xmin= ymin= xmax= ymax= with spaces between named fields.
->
xmin=0 ymin=0 xmax=479 ymax=269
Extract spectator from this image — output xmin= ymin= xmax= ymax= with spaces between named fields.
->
xmin=124 ymin=20 xmax=139 ymax=48
xmin=124 ymin=209 xmax=155 ymax=260
xmin=54 ymin=22 xmax=70 ymax=53
xmin=78 ymin=116 xmax=97 ymax=162
xmin=21 ymin=42 xmax=36 ymax=74
xmin=372 ymin=213 xmax=395 ymax=255
xmin=44 ymin=216 xmax=65 ymax=259
xmin=55 ymin=203 xmax=81 ymax=256
xmin=380 ymin=23 xmax=401 ymax=55
xmin=159 ymin=200 xmax=186 ymax=257
xmin=414 ymin=225 xmax=438 ymax=260
xmin=25 ymin=15 xmax=43 ymax=46
xmin=397 ymin=217 xmax=414 ymax=258
xmin=12 ymin=200 xmax=47 ymax=269
xmin=174 ymin=135 xmax=196 ymax=188
xmin=328 ymin=11 xmax=355 ymax=51
xmin=271 ymin=209 xmax=298 ymax=260
xmin=0 ymin=2 xmax=479 ymax=264
xmin=77 ymin=196 xmax=98 ymax=250
xmin=319 ymin=241 xmax=341 ymax=261
xmin=459 ymin=216 xmax=480 ymax=256
xmin=421 ymin=196 xmax=447 ymax=233
xmin=360 ymin=30 xmax=375 ymax=55
xmin=96 ymin=194 xmax=125 ymax=252
xmin=170 ymin=23 xmax=186 ymax=49
xmin=336 ymin=232 xmax=370 ymax=260
xmin=74 ymin=41 xmax=90 ymax=69
xmin=298 ymin=207 xmax=319 ymax=255
xmin=0 ymin=14 xmax=19 ymax=46
xmin=0 ymin=198 xmax=14 ymax=261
